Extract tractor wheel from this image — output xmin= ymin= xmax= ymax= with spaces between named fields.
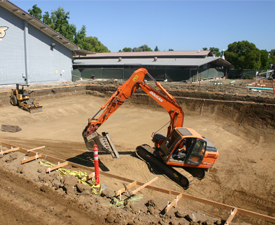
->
xmin=10 ymin=96 xmax=18 ymax=106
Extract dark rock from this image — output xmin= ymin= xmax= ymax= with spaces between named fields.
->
xmin=40 ymin=185 xmax=52 ymax=193
xmin=106 ymin=214 xmax=115 ymax=223
xmin=76 ymin=183 xmax=91 ymax=193
xmin=52 ymin=179 xmax=62 ymax=190
xmin=63 ymin=175 xmax=78 ymax=186
xmin=148 ymin=206 xmax=155 ymax=215
xmin=175 ymin=210 xmax=186 ymax=218
xmin=101 ymin=188 xmax=114 ymax=198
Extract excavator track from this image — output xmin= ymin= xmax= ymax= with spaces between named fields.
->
xmin=136 ymin=144 xmax=193 ymax=189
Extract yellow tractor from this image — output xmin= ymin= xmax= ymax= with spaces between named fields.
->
xmin=10 ymin=84 xmax=43 ymax=113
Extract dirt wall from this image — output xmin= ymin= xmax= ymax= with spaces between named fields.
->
xmin=85 ymin=85 xmax=275 ymax=138
xmin=1 ymin=84 xmax=274 ymax=138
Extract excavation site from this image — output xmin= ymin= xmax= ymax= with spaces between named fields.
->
xmin=0 ymin=78 xmax=274 ymax=225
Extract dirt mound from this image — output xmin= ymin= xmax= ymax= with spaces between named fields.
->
xmin=0 ymin=150 xmax=225 ymax=225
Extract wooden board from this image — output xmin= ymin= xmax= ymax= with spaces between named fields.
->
xmin=21 ymin=154 xmax=43 ymax=164
xmin=132 ymin=177 xmax=158 ymax=195
xmin=165 ymin=193 xmax=183 ymax=213
xmin=46 ymin=161 xmax=68 ymax=173
xmin=27 ymin=146 xmax=45 ymax=152
xmin=115 ymin=181 xmax=137 ymax=196
xmin=1 ymin=147 xmax=20 ymax=154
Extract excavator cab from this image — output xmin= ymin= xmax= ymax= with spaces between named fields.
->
xmin=154 ymin=127 xmax=218 ymax=171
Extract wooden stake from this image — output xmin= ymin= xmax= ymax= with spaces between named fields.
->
xmin=165 ymin=193 xmax=183 ymax=213
xmin=21 ymin=154 xmax=43 ymax=164
xmin=225 ymin=208 xmax=238 ymax=225
xmin=27 ymin=146 xmax=45 ymax=153
xmin=2 ymin=147 xmax=20 ymax=155
xmin=132 ymin=177 xmax=158 ymax=195
xmin=78 ymin=172 xmax=95 ymax=183
xmin=115 ymin=181 xmax=137 ymax=196
xmin=46 ymin=161 xmax=68 ymax=173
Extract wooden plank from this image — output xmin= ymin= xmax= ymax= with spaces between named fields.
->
xmin=225 ymin=208 xmax=238 ymax=225
xmin=27 ymin=146 xmax=45 ymax=152
xmin=132 ymin=177 xmax=158 ymax=195
xmin=181 ymin=193 xmax=233 ymax=211
xmin=115 ymin=181 xmax=137 ymax=196
xmin=21 ymin=154 xmax=43 ymax=164
xmin=237 ymin=208 xmax=275 ymax=224
xmin=165 ymin=193 xmax=183 ymax=213
xmin=1 ymin=147 xmax=20 ymax=154
xmin=79 ymin=172 xmax=95 ymax=183
xmin=46 ymin=161 xmax=68 ymax=173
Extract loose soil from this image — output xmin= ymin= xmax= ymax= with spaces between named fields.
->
xmin=0 ymin=81 xmax=274 ymax=225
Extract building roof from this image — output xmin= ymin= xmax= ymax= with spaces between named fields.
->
xmin=77 ymin=50 xmax=212 ymax=58
xmin=74 ymin=57 xmax=233 ymax=68
xmin=0 ymin=0 xmax=93 ymax=55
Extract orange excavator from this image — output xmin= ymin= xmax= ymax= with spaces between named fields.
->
xmin=82 ymin=68 xmax=219 ymax=188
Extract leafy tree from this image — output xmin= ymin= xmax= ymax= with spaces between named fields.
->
xmin=202 ymin=47 xmax=208 ymax=50
xmin=209 ymin=47 xmax=221 ymax=57
xmin=260 ymin=50 xmax=269 ymax=70
xmin=224 ymin=41 xmax=266 ymax=70
xmin=46 ymin=7 xmax=76 ymax=42
xmin=168 ymin=49 xmax=174 ymax=51
xmin=82 ymin=36 xmax=110 ymax=53
xmin=120 ymin=47 xmax=132 ymax=52
xmin=133 ymin=44 xmax=152 ymax=52
xmin=74 ymin=25 xmax=86 ymax=47
xmin=27 ymin=5 xmax=110 ymax=52
xmin=42 ymin=11 xmax=52 ymax=25
xmin=269 ymin=49 xmax=275 ymax=67
xmin=28 ymin=4 xmax=42 ymax=20
xmin=154 ymin=46 xmax=159 ymax=51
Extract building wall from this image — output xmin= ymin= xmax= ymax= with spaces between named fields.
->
xmin=73 ymin=67 xmax=224 ymax=82
xmin=0 ymin=6 xmax=72 ymax=85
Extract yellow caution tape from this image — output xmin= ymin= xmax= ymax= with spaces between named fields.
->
xmin=39 ymin=160 xmax=102 ymax=195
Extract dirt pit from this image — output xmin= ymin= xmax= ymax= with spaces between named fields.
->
xmin=0 ymin=93 xmax=274 ymax=225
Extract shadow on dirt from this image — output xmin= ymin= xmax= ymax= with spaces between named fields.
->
xmin=66 ymin=151 xmax=110 ymax=172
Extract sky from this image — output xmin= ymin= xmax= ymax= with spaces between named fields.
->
xmin=12 ymin=0 xmax=275 ymax=53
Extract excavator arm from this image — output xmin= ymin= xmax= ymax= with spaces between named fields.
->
xmin=83 ymin=68 xmax=184 ymax=139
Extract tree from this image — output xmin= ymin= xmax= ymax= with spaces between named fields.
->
xmin=120 ymin=47 xmax=132 ymax=52
xmin=28 ymin=4 xmax=42 ymax=20
xmin=209 ymin=47 xmax=221 ymax=57
xmin=269 ymin=49 xmax=275 ymax=67
xmin=82 ymin=36 xmax=110 ymax=53
xmin=28 ymin=5 xmax=110 ymax=52
xmin=224 ymin=41 xmax=266 ymax=70
xmin=202 ymin=47 xmax=208 ymax=50
xmin=260 ymin=50 xmax=269 ymax=70
xmin=168 ymin=49 xmax=174 ymax=51
xmin=154 ymin=46 xmax=159 ymax=51
xmin=74 ymin=25 xmax=86 ymax=48
xmin=133 ymin=44 xmax=152 ymax=52
xmin=46 ymin=7 xmax=76 ymax=42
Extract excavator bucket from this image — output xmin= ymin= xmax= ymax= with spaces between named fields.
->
xmin=83 ymin=131 xmax=120 ymax=159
